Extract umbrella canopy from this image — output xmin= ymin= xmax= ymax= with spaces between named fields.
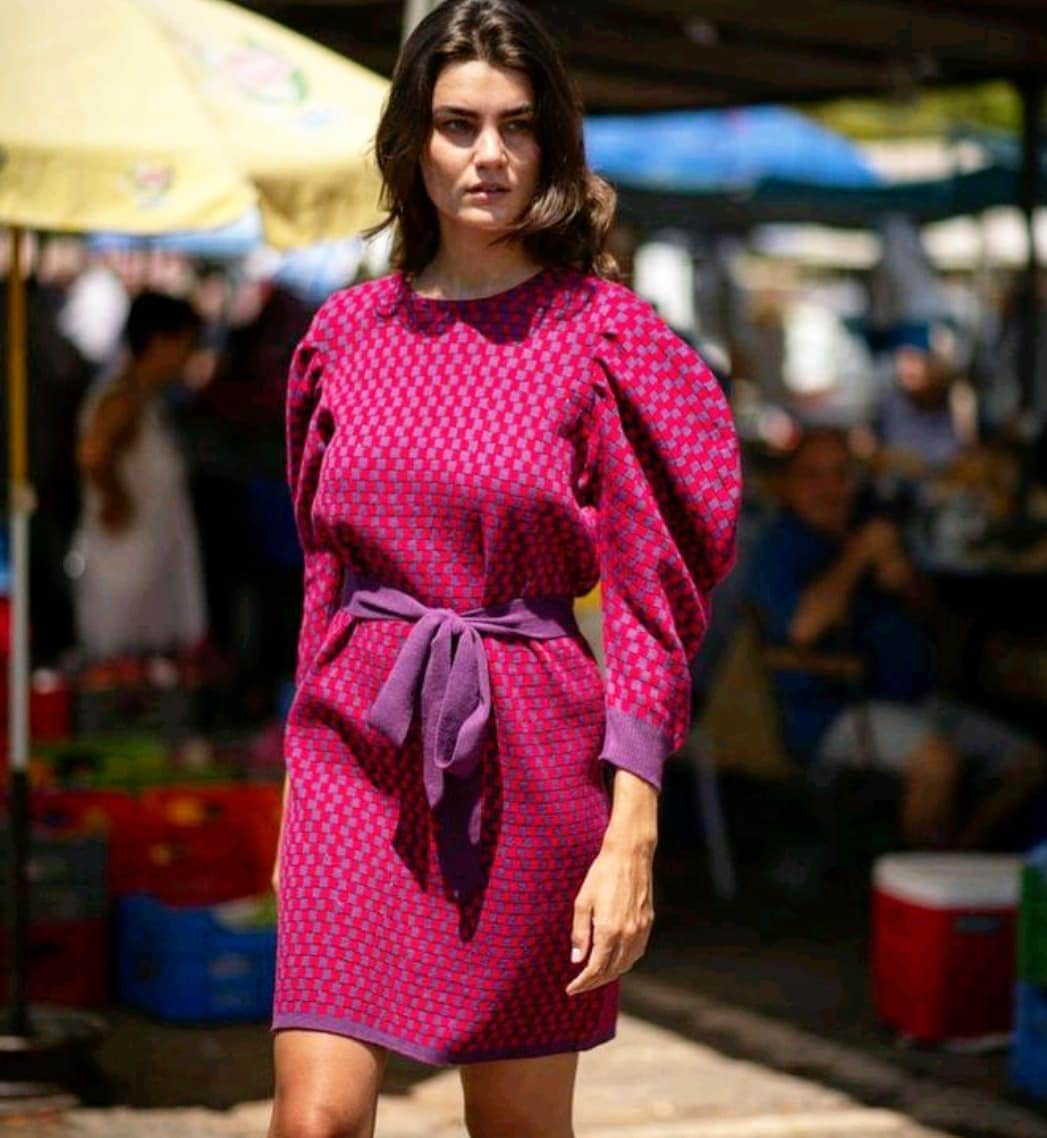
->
xmin=584 ymin=106 xmax=880 ymax=194
xmin=0 ymin=0 xmax=389 ymax=248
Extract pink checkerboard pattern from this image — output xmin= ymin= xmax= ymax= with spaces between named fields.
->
xmin=272 ymin=267 xmax=741 ymax=1065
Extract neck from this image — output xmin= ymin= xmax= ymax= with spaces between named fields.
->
xmin=415 ymin=224 xmax=541 ymax=299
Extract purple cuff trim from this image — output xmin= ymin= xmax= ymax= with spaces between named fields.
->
xmin=598 ymin=705 xmax=675 ymax=792
xmin=271 ymin=1010 xmax=617 ymax=1067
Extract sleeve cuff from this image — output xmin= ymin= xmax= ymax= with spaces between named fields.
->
xmin=597 ymin=706 xmax=675 ymax=792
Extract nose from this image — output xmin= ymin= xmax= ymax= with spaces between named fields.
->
xmin=474 ymin=124 xmax=506 ymax=166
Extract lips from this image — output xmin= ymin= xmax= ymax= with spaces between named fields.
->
xmin=466 ymin=183 xmax=509 ymax=195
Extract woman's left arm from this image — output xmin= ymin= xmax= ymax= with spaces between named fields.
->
xmin=566 ymin=291 xmax=741 ymax=996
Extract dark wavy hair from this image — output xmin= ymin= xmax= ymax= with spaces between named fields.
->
xmin=366 ymin=0 xmax=618 ymax=279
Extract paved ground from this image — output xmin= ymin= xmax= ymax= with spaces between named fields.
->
xmin=13 ymin=1010 xmax=1029 ymax=1138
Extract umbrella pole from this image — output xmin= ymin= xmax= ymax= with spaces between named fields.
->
xmin=401 ymin=0 xmax=441 ymax=44
xmin=5 ymin=226 xmax=30 ymax=1037
xmin=0 ymin=249 xmax=105 ymax=1094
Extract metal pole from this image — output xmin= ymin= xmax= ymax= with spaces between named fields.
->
xmin=401 ymin=0 xmax=441 ymax=46
xmin=5 ymin=226 xmax=32 ymax=1036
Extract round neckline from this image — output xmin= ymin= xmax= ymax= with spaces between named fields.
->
xmin=398 ymin=266 xmax=551 ymax=306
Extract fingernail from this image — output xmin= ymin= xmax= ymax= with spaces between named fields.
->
xmin=571 ymin=946 xmax=583 ymax=963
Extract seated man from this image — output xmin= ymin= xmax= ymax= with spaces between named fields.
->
xmin=744 ymin=427 xmax=1044 ymax=849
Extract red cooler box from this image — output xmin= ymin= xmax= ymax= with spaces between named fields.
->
xmin=872 ymin=852 xmax=1021 ymax=1042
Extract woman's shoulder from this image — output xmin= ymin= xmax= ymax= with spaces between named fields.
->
xmin=566 ymin=274 xmax=690 ymax=365
xmin=561 ymin=271 xmax=663 ymax=334
xmin=539 ymin=268 xmax=657 ymax=335
xmin=307 ymin=273 xmax=403 ymax=343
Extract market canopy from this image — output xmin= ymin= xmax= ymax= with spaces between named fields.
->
xmin=584 ymin=107 xmax=880 ymax=192
xmin=613 ymin=156 xmax=1047 ymax=233
xmin=247 ymin=1 xmax=1047 ymax=112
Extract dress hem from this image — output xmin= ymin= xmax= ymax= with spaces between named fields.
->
xmin=270 ymin=1010 xmax=617 ymax=1067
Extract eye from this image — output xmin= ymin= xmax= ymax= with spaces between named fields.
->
xmin=437 ymin=117 xmax=473 ymax=136
xmin=504 ymin=119 xmax=534 ymax=134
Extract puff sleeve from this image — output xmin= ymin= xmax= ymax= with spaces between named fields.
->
xmin=585 ymin=295 xmax=741 ymax=791
xmin=285 ymin=307 xmax=340 ymax=689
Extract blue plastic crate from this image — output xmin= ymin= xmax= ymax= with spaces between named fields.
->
xmin=115 ymin=892 xmax=276 ymax=1022
xmin=1013 ymin=982 xmax=1047 ymax=1098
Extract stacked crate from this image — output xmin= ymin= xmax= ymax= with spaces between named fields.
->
xmin=2 ymin=777 xmax=282 ymax=1022
xmin=114 ymin=782 xmax=281 ymax=1022
xmin=0 ymin=797 xmax=114 ymax=1006
xmin=115 ymin=892 xmax=277 ymax=1022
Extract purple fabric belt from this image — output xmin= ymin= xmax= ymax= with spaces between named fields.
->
xmin=338 ymin=570 xmax=579 ymax=898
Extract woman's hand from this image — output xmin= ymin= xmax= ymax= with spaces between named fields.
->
xmin=566 ymin=771 xmax=657 ymax=996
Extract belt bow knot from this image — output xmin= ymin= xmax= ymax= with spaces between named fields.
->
xmin=338 ymin=571 xmax=577 ymax=898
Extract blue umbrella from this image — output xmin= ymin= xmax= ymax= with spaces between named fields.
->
xmin=584 ymin=106 xmax=880 ymax=193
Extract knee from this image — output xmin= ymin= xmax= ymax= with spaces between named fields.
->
xmin=268 ymin=1096 xmax=374 ymax=1138
xmin=464 ymin=1101 xmax=571 ymax=1138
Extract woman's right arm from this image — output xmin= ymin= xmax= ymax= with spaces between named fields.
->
xmin=77 ymin=389 xmax=138 ymax=531
xmin=274 ymin=306 xmax=338 ymax=895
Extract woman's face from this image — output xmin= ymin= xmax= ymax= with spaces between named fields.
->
xmin=421 ymin=59 xmax=541 ymax=240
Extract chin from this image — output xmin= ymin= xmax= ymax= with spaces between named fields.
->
xmin=456 ymin=214 xmax=519 ymax=237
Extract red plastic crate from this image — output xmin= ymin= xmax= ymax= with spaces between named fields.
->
xmin=0 ymin=917 xmax=109 ymax=1006
xmin=0 ymin=670 xmax=73 ymax=742
xmin=137 ymin=785 xmax=277 ymax=905
xmin=872 ymin=853 xmax=1021 ymax=1042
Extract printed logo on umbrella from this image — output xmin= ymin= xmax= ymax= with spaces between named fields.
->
xmin=123 ymin=161 xmax=175 ymax=210
xmin=225 ymin=41 xmax=308 ymax=106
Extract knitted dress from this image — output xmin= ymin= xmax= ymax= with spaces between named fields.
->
xmin=271 ymin=266 xmax=740 ymax=1065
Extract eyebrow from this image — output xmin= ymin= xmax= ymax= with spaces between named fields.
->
xmin=433 ymin=103 xmax=535 ymax=119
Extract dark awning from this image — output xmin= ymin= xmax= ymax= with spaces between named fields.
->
xmin=246 ymin=2 xmax=1046 ymax=112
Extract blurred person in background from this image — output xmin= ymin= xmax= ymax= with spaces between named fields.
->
xmin=873 ymin=323 xmax=977 ymax=479
xmin=69 ymin=291 xmax=208 ymax=661
xmin=744 ymin=427 xmax=1044 ymax=850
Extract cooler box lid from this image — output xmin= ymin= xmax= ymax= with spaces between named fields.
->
xmin=873 ymin=853 xmax=1022 ymax=909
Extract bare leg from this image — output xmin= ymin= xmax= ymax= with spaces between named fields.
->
xmin=460 ymin=1050 xmax=579 ymax=1138
xmin=267 ymin=1029 xmax=388 ymax=1138
xmin=900 ymin=734 xmax=960 ymax=848
xmin=956 ymin=743 xmax=1047 ymax=850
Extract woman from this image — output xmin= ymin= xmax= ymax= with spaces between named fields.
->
xmin=71 ymin=291 xmax=207 ymax=662
xmin=268 ymin=2 xmax=740 ymax=1135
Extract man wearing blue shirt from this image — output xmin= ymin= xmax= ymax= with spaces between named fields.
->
xmin=745 ymin=428 xmax=1043 ymax=849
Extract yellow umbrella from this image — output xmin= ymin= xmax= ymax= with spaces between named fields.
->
xmin=0 ymin=0 xmax=388 ymax=247
xmin=0 ymin=0 xmax=389 ymax=1048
